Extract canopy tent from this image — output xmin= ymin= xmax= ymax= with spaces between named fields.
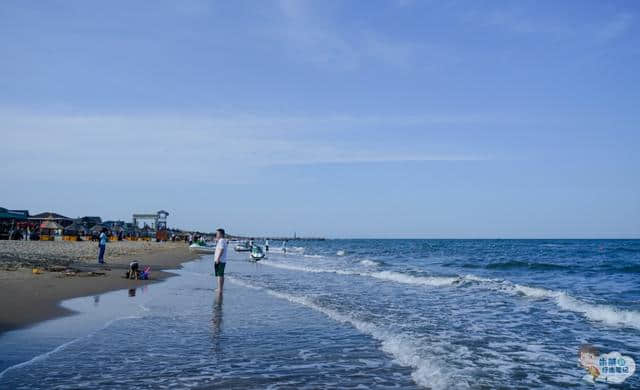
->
xmin=40 ymin=220 xmax=63 ymax=230
xmin=39 ymin=219 xmax=63 ymax=240
xmin=91 ymin=224 xmax=108 ymax=233
xmin=63 ymin=222 xmax=89 ymax=235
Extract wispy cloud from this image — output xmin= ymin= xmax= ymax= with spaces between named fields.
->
xmin=1 ymin=109 xmax=492 ymax=183
xmin=469 ymin=7 xmax=634 ymax=44
xmin=276 ymin=0 xmax=419 ymax=70
xmin=595 ymin=12 xmax=634 ymax=43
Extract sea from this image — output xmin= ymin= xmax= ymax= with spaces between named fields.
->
xmin=0 ymin=239 xmax=638 ymax=389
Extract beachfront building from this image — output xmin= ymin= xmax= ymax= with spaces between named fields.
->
xmin=27 ymin=212 xmax=72 ymax=240
xmin=0 ymin=207 xmax=29 ymax=240
xmin=30 ymin=212 xmax=73 ymax=228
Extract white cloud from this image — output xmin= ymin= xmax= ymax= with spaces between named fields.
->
xmin=0 ymin=109 xmax=491 ymax=183
xmin=469 ymin=7 xmax=634 ymax=44
xmin=276 ymin=0 xmax=420 ymax=70
xmin=596 ymin=12 xmax=634 ymax=43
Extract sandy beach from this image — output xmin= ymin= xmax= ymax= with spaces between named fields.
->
xmin=0 ymin=240 xmax=200 ymax=334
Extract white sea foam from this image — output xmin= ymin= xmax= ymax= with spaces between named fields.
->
xmin=461 ymin=274 xmax=496 ymax=283
xmin=507 ymin=283 xmax=640 ymax=330
xmin=303 ymin=254 xmax=324 ymax=259
xmin=466 ymin=277 xmax=640 ymax=330
xmin=336 ymin=250 xmax=346 ymax=256
xmin=260 ymin=261 xmax=459 ymax=287
xmin=269 ymin=246 xmax=305 ymax=254
xmin=359 ymin=259 xmax=379 ymax=267
xmin=260 ymin=260 xmax=356 ymax=276
xmin=259 ymin=259 xmax=640 ymax=331
xmin=370 ymin=271 xmax=460 ymax=287
xmin=228 ymin=277 xmax=457 ymax=389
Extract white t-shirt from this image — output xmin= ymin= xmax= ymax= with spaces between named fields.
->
xmin=215 ymin=238 xmax=228 ymax=263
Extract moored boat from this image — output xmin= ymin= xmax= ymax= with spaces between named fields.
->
xmin=189 ymin=243 xmax=216 ymax=254
xmin=234 ymin=241 xmax=251 ymax=252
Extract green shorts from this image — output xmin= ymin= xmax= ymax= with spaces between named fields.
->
xmin=214 ymin=262 xmax=226 ymax=277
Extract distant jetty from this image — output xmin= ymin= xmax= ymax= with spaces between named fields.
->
xmin=228 ymin=235 xmax=325 ymax=241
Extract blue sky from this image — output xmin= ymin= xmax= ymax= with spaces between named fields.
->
xmin=1 ymin=0 xmax=639 ymax=238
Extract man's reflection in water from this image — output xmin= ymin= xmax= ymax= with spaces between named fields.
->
xmin=211 ymin=293 xmax=224 ymax=353
xmin=93 ymin=295 xmax=100 ymax=306
xmin=128 ymin=288 xmax=136 ymax=297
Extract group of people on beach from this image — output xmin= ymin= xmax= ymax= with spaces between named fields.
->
xmin=95 ymin=226 xmax=227 ymax=296
xmin=5 ymin=227 xmax=32 ymax=240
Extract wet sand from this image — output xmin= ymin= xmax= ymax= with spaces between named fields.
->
xmin=0 ymin=242 xmax=201 ymax=335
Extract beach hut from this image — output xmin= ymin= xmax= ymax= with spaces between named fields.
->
xmin=90 ymin=224 xmax=109 ymax=241
xmin=39 ymin=220 xmax=63 ymax=241
xmin=110 ymin=226 xmax=124 ymax=241
xmin=63 ymin=222 xmax=88 ymax=241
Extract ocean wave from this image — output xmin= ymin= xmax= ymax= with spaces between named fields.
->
xmin=485 ymin=260 xmax=571 ymax=271
xmin=506 ymin=283 xmax=640 ymax=330
xmin=260 ymin=261 xmax=460 ymax=287
xmin=447 ymin=260 xmax=640 ymax=274
xmin=616 ymin=265 xmax=640 ymax=273
xmin=359 ymin=259 xmax=380 ymax=267
xmin=270 ymin=246 xmax=305 ymax=254
xmin=370 ymin=271 xmax=461 ymax=287
xmin=260 ymin=260 xmax=357 ymax=276
xmin=447 ymin=260 xmax=571 ymax=271
xmin=336 ymin=250 xmax=346 ymax=256
xmin=228 ymin=277 xmax=457 ymax=389
xmin=259 ymin=260 xmax=640 ymax=331
xmin=461 ymin=278 xmax=640 ymax=331
xmin=610 ymin=246 xmax=640 ymax=253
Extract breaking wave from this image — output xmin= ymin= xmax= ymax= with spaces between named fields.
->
xmin=258 ymin=260 xmax=640 ymax=331
xmin=228 ymin=277 xmax=460 ymax=389
xmin=359 ymin=259 xmax=380 ymax=267
xmin=507 ymin=284 xmax=640 ymax=330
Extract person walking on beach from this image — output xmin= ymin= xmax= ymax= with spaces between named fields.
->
xmin=214 ymin=228 xmax=228 ymax=295
xmin=98 ymin=228 xmax=107 ymax=264
xmin=265 ymin=239 xmax=269 ymax=252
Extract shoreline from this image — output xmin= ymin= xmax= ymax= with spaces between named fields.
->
xmin=0 ymin=244 xmax=201 ymax=335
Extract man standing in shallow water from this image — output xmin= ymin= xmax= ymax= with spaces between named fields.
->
xmin=214 ymin=228 xmax=228 ymax=295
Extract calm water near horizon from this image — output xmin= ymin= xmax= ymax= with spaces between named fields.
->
xmin=0 ymin=239 xmax=638 ymax=389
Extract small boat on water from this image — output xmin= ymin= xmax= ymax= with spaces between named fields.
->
xmin=189 ymin=242 xmax=216 ymax=254
xmin=250 ymin=245 xmax=265 ymax=261
xmin=234 ymin=241 xmax=251 ymax=252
